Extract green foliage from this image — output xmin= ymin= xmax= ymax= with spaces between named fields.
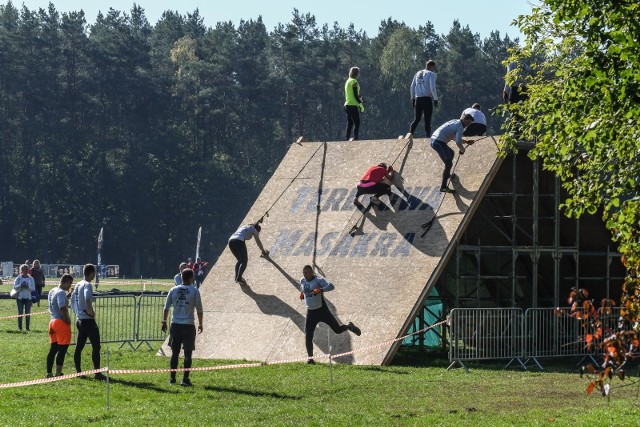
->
xmin=501 ymin=0 xmax=640 ymax=398
xmin=0 ymin=3 xmax=514 ymax=276
xmin=500 ymin=0 xmax=640 ymax=271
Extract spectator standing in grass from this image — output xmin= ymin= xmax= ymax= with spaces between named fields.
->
xmin=162 ymin=268 xmax=203 ymax=386
xmin=174 ymin=262 xmax=188 ymax=286
xmin=46 ymin=274 xmax=74 ymax=378
xmin=13 ymin=264 xmax=35 ymax=332
xmin=30 ymin=259 xmax=46 ymax=307
xmin=71 ymin=264 xmax=107 ymax=381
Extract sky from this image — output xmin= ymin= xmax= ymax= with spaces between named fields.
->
xmin=13 ymin=0 xmax=535 ymax=40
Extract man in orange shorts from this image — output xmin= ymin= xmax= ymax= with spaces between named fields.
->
xmin=46 ymin=273 xmax=73 ymax=378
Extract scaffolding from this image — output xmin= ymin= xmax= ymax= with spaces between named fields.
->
xmin=406 ymin=148 xmax=626 ymax=350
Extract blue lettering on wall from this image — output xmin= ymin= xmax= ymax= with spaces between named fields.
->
xmin=269 ymin=228 xmax=413 ymax=257
xmin=350 ymin=232 xmax=379 ymax=257
xmin=291 ymin=187 xmax=316 ymax=213
xmin=270 ymin=229 xmax=303 ymax=256
xmin=369 ymin=233 xmax=397 ymax=257
xmin=322 ymin=188 xmax=348 ymax=211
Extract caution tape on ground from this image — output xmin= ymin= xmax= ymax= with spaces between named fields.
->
xmin=0 ymin=310 xmax=50 ymax=321
xmin=0 ymin=320 xmax=446 ymax=388
xmin=0 ymin=369 xmax=107 ymax=389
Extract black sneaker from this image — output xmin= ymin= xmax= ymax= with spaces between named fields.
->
xmin=348 ymin=322 xmax=362 ymax=336
xmin=46 ymin=373 xmax=53 ymax=378
xmin=307 ymin=358 xmax=315 ymax=365
xmin=169 ymin=378 xmax=176 ymax=385
xmin=180 ymin=378 xmax=193 ymax=387
xmin=236 ymin=277 xmax=247 ymax=285
xmin=440 ymin=187 xmax=456 ymax=194
xmin=370 ymin=196 xmax=381 ymax=205
xmin=94 ymin=373 xmax=108 ymax=381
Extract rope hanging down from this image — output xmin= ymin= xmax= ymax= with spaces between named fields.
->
xmin=420 ymin=134 xmax=494 ymax=238
xmin=257 ymin=141 xmax=327 ymax=224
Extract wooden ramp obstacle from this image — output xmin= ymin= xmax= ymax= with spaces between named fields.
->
xmin=173 ymin=136 xmax=502 ymax=365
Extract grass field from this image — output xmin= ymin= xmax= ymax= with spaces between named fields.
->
xmin=1 ymin=299 xmax=640 ymax=426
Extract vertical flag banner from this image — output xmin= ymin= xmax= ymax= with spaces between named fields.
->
xmin=195 ymin=226 xmax=202 ymax=261
xmin=97 ymin=227 xmax=104 ymax=285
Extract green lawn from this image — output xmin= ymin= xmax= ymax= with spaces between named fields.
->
xmin=0 ymin=299 xmax=639 ymax=426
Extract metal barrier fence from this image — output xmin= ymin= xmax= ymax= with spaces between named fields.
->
xmin=448 ymin=308 xmax=525 ymax=371
xmin=523 ymin=307 xmax=620 ymax=369
xmin=136 ymin=295 xmax=170 ymax=352
xmin=71 ymin=294 xmax=168 ymax=350
xmin=448 ymin=307 xmax=621 ymax=371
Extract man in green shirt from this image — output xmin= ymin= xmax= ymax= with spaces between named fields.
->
xmin=344 ymin=66 xmax=364 ymax=140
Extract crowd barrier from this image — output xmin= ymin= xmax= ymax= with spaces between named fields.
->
xmin=69 ymin=294 xmax=168 ymax=350
xmin=448 ymin=307 xmax=619 ymax=371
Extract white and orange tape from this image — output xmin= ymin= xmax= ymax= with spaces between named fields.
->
xmin=0 ymin=321 xmax=446 ymax=388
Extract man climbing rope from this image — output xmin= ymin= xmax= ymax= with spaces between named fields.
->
xmin=353 ymin=163 xmax=395 ymax=208
xmin=344 ymin=66 xmax=364 ymax=141
xmin=299 ymin=265 xmax=361 ymax=364
xmin=430 ymin=114 xmax=475 ymax=194
xmin=227 ymin=222 xmax=268 ymax=285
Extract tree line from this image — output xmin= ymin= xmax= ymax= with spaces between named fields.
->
xmin=0 ymin=2 xmax=517 ymax=276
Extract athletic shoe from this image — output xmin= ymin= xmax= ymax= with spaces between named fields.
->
xmin=370 ymin=196 xmax=381 ymax=205
xmin=440 ymin=187 xmax=456 ymax=194
xmin=46 ymin=373 xmax=53 ymax=378
xmin=181 ymin=378 xmax=193 ymax=387
xmin=307 ymin=358 xmax=315 ymax=365
xmin=169 ymin=378 xmax=176 ymax=385
xmin=236 ymin=277 xmax=247 ymax=285
xmin=55 ymin=373 xmax=64 ymax=377
xmin=94 ymin=373 xmax=108 ymax=381
xmin=450 ymin=173 xmax=457 ymax=180
xmin=348 ymin=322 xmax=362 ymax=336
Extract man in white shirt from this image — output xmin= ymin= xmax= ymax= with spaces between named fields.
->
xmin=71 ymin=264 xmax=107 ymax=380
xmin=162 ymin=268 xmax=203 ymax=386
xmin=299 ymin=265 xmax=361 ymax=364
xmin=461 ymin=103 xmax=487 ymax=136
xmin=409 ymin=60 xmax=439 ymax=138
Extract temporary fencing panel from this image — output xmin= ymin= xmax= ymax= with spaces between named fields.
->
xmin=136 ymin=294 xmax=169 ymax=351
xmin=72 ymin=295 xmax=137 ymax=349
xmin=524 ymin=307 xmax=620 ymax=369
xmin=448 ymin=308 xmax=525 ymax=371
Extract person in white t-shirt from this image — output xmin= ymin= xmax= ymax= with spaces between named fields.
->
xmin=174 ymin=262 xmax=187 ymax=286
xmin=227 ymin=223 xmax=268 ymax=285
xmin=461 ymin=103 xmax=487 ymax=136
xmin=46 ymin=274 xmax=73 ymax=378
xmin=13 ymin=264 xmax=35 ymax=332
xmin=162 ymin=268 xmax=203 ymax=386
xmin=71 ymin=264 xmax=107 ymax=381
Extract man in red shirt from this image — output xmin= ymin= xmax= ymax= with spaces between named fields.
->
xmin=353 ymin=163 xmax=395 ymax=208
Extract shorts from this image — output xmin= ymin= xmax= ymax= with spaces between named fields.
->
xmin=49 ymin=319 xmax=72 ymax=345
xmin=169 ymin=323 xmax=197 ymax=352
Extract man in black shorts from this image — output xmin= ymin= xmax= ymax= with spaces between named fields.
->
xmin=299 ymin=265 xmax=361 ymax=364
xmin=162 ymin=268 xmax=203 ymax=386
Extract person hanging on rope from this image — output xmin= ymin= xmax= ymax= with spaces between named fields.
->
xmin=353 ymin=162 xmax=395 ymax=208
xmin=228 ymin=222 xmax=268 ymax=285
xmin=344 ymin=66 xmax=364 ymax=141
xmin=461 ymin=103 xmax=487 ymax=136
xmin=299 ymin=265 xmax=361 ymax=364
xmin=409 ymin=60 xmax=438 ymax=139
xmin=430 ymin=114 xmax=475 ymax=194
